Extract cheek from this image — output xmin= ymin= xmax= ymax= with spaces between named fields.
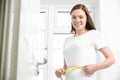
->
xmin=82 ymin=19 xmax=87 ymax=24
xmin=71 ymin=20 xmax=75 ymax=24
xmin=72 ymin=19 xmax=78 ymax=24
xmin=84 ymin=18 xmax=87 ymax=22
xmin=71 ymin=18 xmax=74 ymax=22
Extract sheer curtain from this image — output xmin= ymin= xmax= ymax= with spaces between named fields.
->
xmin=0 ymin=0 xmax=10 ymax=79
xmin=0 ymin=0 xmax=5 ymax=72
xmin=0 ymin=0 xmax=21 ymax=80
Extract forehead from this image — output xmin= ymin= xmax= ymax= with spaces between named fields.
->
xmin=71 ymin=9 xmax=86 ymax=16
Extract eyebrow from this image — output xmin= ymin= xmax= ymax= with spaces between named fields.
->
xmin=71 ymin=14 xmax=85 ymax=16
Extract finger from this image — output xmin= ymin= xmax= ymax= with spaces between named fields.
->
xmin=83 ymin=65 xmax=88 ymax=69
xmin=56 ymin=73 xmax=61 ymax=78
xmin=62 ymin=69 xmax=66 ymax=75
xmin=55 ymin=70 xmax=61 ymax=78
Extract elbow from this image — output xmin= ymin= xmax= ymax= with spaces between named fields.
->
xmin=108 ymin=53 xmax=116 ymax=65
xmin=110 ymin=57 xmax=115 ymax=65
xmin=112 ymin=58 xmax=115 ymax=64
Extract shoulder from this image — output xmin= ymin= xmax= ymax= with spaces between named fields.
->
xmin=63 ymin=34 xmax=75 ymax=44
xmin=90 ymin=30 xmax=102 ymax=34
xmin=89 ymin=30 xmax=104 ymax=37
xmin=90 ymin=30 xmax=109 ymax=49
xmin=88 ymin=30 xmax=107 ymax=43
xmin=65 ymin=35 xmax=74 ymax=42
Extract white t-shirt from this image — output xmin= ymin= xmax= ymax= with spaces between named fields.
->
xmin=63 ymin=30 xmax=108 ymax=80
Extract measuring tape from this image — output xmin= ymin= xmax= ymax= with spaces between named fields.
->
xmin=67 ymin=66 xmax=83 ymax=71
xmin=60 ymin=66 xmax=83 ymax=80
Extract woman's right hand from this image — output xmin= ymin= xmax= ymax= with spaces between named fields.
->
xmin=55 ymin=68 xmax=65 ymax=78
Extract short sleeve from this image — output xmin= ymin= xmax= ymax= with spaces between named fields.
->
xmin=92 ymin=30 xmax=108 ymax=49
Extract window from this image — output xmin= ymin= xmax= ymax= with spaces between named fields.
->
xmin=54 ymin=8 xmax=71 ymax=33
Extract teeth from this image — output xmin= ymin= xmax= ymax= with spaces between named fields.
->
xmin=76 ymin=24 xmax=81 ymax=25
xmin=75 ymin=23 xmax=81 ymax=25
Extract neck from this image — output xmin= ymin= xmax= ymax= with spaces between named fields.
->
xmin=75 ymin=29 xmax=89 ymax=36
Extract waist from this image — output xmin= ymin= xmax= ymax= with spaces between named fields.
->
xmin=66 ymin=66 xmax=83 ymax=71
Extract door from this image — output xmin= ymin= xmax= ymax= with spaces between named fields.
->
xmin=17 ymin=0 xmax=48 ymax=80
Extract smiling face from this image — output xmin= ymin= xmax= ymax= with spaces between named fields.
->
xmin=71 ymin=9 xmax=87 ymax=33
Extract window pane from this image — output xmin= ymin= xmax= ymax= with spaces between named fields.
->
xmin=56 ymin=12 xmax=71 ymax=27
xmin=20 ymin=12 xmax=47 ymax=30
xmin=39 ymin=12 xmax=48 ymax=29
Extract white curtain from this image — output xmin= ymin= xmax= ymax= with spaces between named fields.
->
xmin=0 ymin=0 xmax=21 ymax=80
xmin=0 ymin=0 xmax=11 ymax=79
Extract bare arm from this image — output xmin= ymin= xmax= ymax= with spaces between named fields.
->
xmin=83 ymin=47 xmax=115 ymax=74
xmin=96 ymin=47 xmax=115 ymax=70
xmin=63 ymin=58 xmax=67 ymax=70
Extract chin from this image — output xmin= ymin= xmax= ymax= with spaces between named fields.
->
xmin=76 ymin=26 xmax=82 ymax=29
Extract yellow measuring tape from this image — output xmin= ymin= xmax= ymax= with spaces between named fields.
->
xmin=66 ymin=66 xmax=83 ymax=71
xmin=60 ymin=66 xmax=83 ymax=80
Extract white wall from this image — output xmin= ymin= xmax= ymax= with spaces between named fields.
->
xmin=40 ymin=0 xmax=98 ymax=7
xmin=99 ymin=0 xmax=120 ymax=80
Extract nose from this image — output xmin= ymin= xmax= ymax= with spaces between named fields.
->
xmin=75 ymin=17 xmax=80 ymax=22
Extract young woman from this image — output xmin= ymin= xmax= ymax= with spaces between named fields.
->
xmin=55 ymin=4 xmax=115 ymax=80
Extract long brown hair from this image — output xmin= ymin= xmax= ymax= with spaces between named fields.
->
xmin=70 ymin=4 xmax=96 ymax=34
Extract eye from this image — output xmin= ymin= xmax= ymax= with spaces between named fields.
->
xmin=72 ymin=16 xmax=76 ymax=19
xmin=79 ymin=15 xmax=84 ymax=19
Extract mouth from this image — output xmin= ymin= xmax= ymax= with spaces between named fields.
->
xmin=75 ymin=24 xmax=82 ymax=27
xmin=75 ymin=22 xmax=82 ymax=25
